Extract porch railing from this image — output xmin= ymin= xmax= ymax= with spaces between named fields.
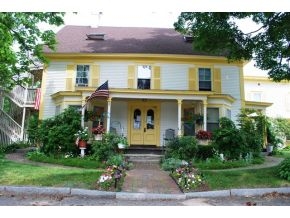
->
xmin=0 ymin=108 xmax=22 ymax=142
xmin=4 ymin=85 xmax=37 ymax=107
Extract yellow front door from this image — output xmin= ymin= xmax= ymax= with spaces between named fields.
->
xmin=129 ymin=103 xmax=160 ymax=146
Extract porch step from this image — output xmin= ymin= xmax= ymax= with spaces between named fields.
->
xmin=124 ymin=153 xmax=163 ymax=163
xmin=125 ymin=146 xmax=165 ymax=155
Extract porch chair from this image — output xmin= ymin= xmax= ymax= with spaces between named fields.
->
xmin=163 ymin=128 xmax=175 ymax=148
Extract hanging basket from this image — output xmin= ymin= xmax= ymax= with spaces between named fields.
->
xmin=78 ymin=140 xmax=87 ymax=148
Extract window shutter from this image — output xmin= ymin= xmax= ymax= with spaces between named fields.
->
xmin=153 ymin=66 xmax=161 ymax=89
xmin=213 ymin=68 xmax=221 ymax=93
xmin=128 ymin=65 xmax=136 ymax=88
xmin=66 ymin=64 xmax=75 ymax=90
xmin=188 ymin=67 xmax=197 ymax=91
xmin=91 ymin=64 xmax=100 ymax=87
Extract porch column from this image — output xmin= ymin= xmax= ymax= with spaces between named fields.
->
xmin=177 ymin=99 xmax=183 ymax=136
xmin=106 ymin=97 xmax=112 ymax=133
xmin=203 ymin=99 xmax=207 ymax=131
xmin=81 ymin=98 xmax=86 ymax=128
xmin=20 ymin=88 xmax=28 ymax=140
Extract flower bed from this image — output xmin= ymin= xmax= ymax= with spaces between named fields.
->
xmin=95 ymin=165 xmax=126 ymax=192
xmin=170 ymin=164 xmax=209 ymax=192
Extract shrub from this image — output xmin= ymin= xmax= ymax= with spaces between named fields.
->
xmin=91 ymin=133 xmax=119 ymax=161
xmin=196 ymin=145 xmax=215 ymax=160
xmin=27 ymin=113 xmax=39 ymax=146
xmin=161 ymin=158 xmax=183 ymax=171
xmin=36 ymin=107 xmax=81 ymax=155
xmin=164 ymin=136 xmax=198 ymax=161
xmin=278 ymin=158 xmax=290 ymax=181
xmin=212 ymin=117 xmax=247 ymax=160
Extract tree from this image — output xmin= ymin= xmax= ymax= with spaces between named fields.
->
xmin=174 ymin=12 xmax=290 ymax=81
xmin=0 ymin=12 xmax=65 ymax=90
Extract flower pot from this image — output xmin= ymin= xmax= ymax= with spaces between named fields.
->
xmin=198 ymin=139 xmax=209 ymax=145
xmin=94 ymin=134 xmax=102 ymax=141
xmin=266 ymin=144 xmax=273 ymax=153
xmin=118 ymin=143 xmax=126 ymax=149
xmin=78 ymin=140 xmax=87 ymax=148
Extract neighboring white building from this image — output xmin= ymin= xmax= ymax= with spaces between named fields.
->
xmin=244 ymin=75 xmax=290 ymax=119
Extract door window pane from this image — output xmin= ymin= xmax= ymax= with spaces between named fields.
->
xmin=133 ymin=109 xmax=141 ymax=129
xmin=146 ymin=109 xmax=154 ymax=129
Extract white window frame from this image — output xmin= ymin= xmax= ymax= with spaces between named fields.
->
xmin=198 ymin=68 xmax=212 ymax=91
xmin=76 ymin=65 xmax=90 ymax=86
xmin=137 ymin=65 xmax=152 ymax=90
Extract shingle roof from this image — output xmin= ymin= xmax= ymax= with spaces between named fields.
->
xmin=44 ymin=25 xmax=218 ymax=56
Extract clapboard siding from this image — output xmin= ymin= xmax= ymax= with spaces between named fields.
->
xmin=110 ymin=101 xmax=128 ymax=136
xmin=221 ymin=67 xmax=242 ymax=123
xmin=100 ymin=63 xmax=128 ymax=88
xmin=160 ymin=102 xmax=178 ymax=146
xmin=161 ymin=64 xmax=188 ymax=90
xmin=43 ymin=62 xmax=67 ymax=119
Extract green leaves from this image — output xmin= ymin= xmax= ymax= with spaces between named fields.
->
xmin=174 ymin=12 xmax=290 ymax=81
xmin=0 ymin=12 xmax=64 ymax=90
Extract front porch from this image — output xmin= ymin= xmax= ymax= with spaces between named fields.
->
xmin=80 ymin=89 xmax=235 ymax=147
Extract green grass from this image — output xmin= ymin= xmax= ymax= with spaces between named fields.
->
xmin=26 ymin=151 xmax=105 ymax=169
xmin=0 ymin=159 xmax=103 ymax=189
xmin=194 ymin=156 xmax=265 ymax=170
xmin=202 ymin=166 xmax=290 ymax=190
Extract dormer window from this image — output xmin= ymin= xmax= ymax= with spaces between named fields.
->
xmin=86 ymin=33 xmax=105 ymax=40
xmin=183 ymin=35 xmax=193 ymax=42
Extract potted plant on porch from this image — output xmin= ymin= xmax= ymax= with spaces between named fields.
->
xmin=116 ymin=135 xmax=128 ymax=150
xmin=74 ymin=127 xmax=89 ymax=148
xmin=196 ymin=130 xmax=212 ymax=145
xmin=92 ymin=124 xmax=106 ymax=140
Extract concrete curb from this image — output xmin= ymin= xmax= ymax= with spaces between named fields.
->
xmin=2 ymin=186 xmax=71 ymax=195
xmin=230 ymin=187 xmax=290 ymax=196
xmin=1 ymin=186 xmax=289 ymax=200
xmin=71 ymin=188 xmax=116 ymax=198
xmin=185 ymin=190 xmax=230 ymax=198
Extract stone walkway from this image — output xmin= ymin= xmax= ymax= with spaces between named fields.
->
xmin=122 ymin=162 xmax=182 ymax=194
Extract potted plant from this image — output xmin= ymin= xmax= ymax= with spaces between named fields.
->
xmin=92 ymin=124 xmax=106 ymax=140
xmin=117 ymin=136 xmax=128 ymax=149
xmin=196 ymin=130 xmax=212 ymax=145
xmin=74 ymin=127 xmax=89 ymax=148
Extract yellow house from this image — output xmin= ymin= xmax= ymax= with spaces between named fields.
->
xmin=39 ymin=25 xmax=248 ymax=147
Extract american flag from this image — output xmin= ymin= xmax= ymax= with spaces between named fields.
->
xmin=86 ymin=80 xmax=109 ymax=102
xmin=34 ymin=88 xmax=41 ymax=110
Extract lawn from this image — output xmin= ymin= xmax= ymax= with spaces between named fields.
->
xmin=202 ymin=166 xmax=290 ymax=190
xmin=0 ymin=159 xmax=103 ymax=190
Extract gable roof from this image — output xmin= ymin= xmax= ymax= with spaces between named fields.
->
xmin=44 ymin=25 xmax=221 ymax=56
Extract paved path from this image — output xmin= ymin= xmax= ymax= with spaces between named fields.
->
xmin=122 ymin=162 xmax=182 ymax=194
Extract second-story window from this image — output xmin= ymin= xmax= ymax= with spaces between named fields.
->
xmin=137 ymin=65 xmax=151 ymax=89
xmin=199 ymin=68 xmax=211 ymax=91
xmin=76 ymin=65 xmax=89 ymax=86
